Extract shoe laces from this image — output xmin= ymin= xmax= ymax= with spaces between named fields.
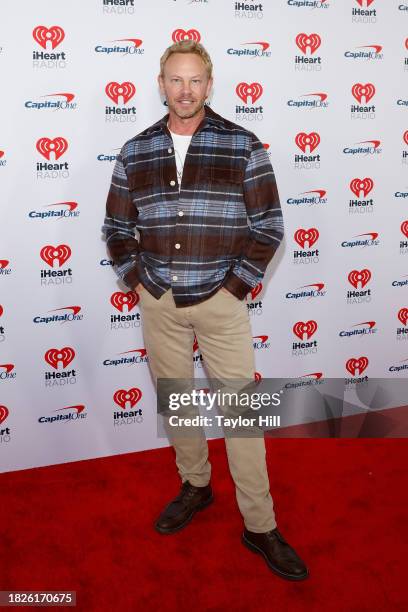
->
xmin=180 ymin=482 xmax=198 ymax=500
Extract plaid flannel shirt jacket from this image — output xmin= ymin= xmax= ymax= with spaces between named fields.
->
xmin=102 ymin=105 xmax=284 ymax=308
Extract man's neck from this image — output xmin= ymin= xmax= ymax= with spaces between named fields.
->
xmin=167 ymin=108 xmax=205 ymax=136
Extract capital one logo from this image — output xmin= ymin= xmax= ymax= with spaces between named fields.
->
xmin=0 ymin=260 xmax=9 ymax=269
xmin=105 ymin=82 xmax=136 ymax=105
xmin=36 ymin=137 xmax=68 ymax=161
xmin=356 ymin=0 xmax=374 ymax=6
xmin=295 ymin=132 xmax=320 ymax=153
xmin=172 ymin=29 xmax=201 ymax=43
xmin=40 ymin=244 xmax=71 ymax=268
xmin=352 ymin=83 xmax=375 ymax=104
xmin=296 ymin=33 xmax=321 ymax=55
xmin=236 ymin=82 xmax=263 ymax=104
xmin=45 ymin=347 xmax=75 ymax=369
xmin=113 ymin=387 xmax=142 ymax=409
xmin=33 ymin=25 xmax=65 ymax=50
xmin=110 ymin=291 xmax=139 ymax=312
xmin=346 ymin=357 xmax=369 ymax=376
xmin=348 ymin=269 xmax=371 ymax=289
xmin=398 ymin=308 xmax=408 ymax=326
xmin=0 ymin=405 xmax=9 ymax=425
xmin=350 ymin=178 xmax=374 ymax=198
xmin=294 ymin=228 xmax=319 ymax=248
xmin=293 ymin=320 xmax=317 ymax=341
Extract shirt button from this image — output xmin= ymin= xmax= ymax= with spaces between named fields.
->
xmin=175 ymin=243 xmax=181 ymax=249
xmin=172 ymin=275 xmax=178 ymax=281
xmin=168 ymin=148 xmax=172 ymax=154
xmin=170 ymin=180 xmax=176 ymax=187
xmin=178 ymin=211 xmax=184 ymax=217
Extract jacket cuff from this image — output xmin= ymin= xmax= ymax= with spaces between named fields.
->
xmin=222 ymin=270 xmax=253 ymax=300
xmin=123 ymin=264 xmax=141 ymax=290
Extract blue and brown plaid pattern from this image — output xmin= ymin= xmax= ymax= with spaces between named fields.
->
xmin=102 ymin=105 xmax=284 ymax=307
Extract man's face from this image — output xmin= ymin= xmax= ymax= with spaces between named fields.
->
xmin=158 ymin=52 xmax=213 ymax=120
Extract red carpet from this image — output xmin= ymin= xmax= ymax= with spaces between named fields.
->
xmin=1 ymin=438 xmax=407 ymax=611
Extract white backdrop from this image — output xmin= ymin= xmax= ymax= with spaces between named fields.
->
xmin=1 ymin=0 xmax=407 ymax=472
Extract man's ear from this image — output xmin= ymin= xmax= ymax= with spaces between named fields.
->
xmin=206 ymin=76 xmax=214 ymax=99
xmin=157 ymin=73 xmax=164 ymax=94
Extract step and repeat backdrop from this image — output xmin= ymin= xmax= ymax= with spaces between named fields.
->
xmin=0 ymin=0 xmax=407 ymax=472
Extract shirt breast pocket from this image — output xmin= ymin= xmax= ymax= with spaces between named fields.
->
xmin=128 ymin=171 xmax=156 ymax=219
xmin=197 ymin=166 xmax=247 ymax=255
xmin=199 ymin=166 xmax=246 ymax=214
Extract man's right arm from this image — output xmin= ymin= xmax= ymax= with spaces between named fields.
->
xmin=102 ymin=147 xmax=142 ymax=290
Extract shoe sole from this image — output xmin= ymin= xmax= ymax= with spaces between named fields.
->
xmin=155 ymin=495 xmax=214 ymax=535
xmin=241 ymin=533 xmax=309 ymax=581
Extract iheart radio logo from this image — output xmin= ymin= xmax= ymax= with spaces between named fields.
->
xmin=45 ymin=347 xmax=75 ymax=369
xmin=113 ymin=388 xmax=142 ymax=409
xmin=348 ymin=269 xmax=371 ymax=289
xmin=405 ymin=38 xmax=408 ymax=52
xmin=0 ymin=364 xmax=14 ymax=374
xmin=403 ymin=131 xmax=408 ymax=146
xmin=401 ymin=221 xmax=408 ymax=239
xmin=346 ymin=357 xmax=369 ymax=376
xmin=356 ymin=0 xmax=374 ymax=6
xmin=398 ymin=308 xmax=408 ymax=326
xmin=250 ymin=283 xmax=262 ymax=300
xmin=352 ymin=83 xmax=375 ymax=104
xmin=0 ymin=405 xmax=9 ymax=425
xmin=193 ymin=335 xmax=199 ymax=353
xmin=36 ymin=137 xmax=68 ymax=161
xmin=236 ymin=82 xmax=263 ymax=104
xmin=172 ymin=29 xmax=201 ymax=43
xmin=33 ymin=26 xmax=65 ymax=50
xmin=295 ymin=33 xmax=321 ymax=55
xmin=293 ymin=320 xmax=318 ymax=340
xmin=40 ymin=244 xmax=71 ymax=267
xmin=110 ymin=291 xmax=139 ymax=312
xmin=350 ymin=178 xmax=374 ymax=198
xmin=295 ymin=132 xmax=320 ymax=153
xmin=105 ymin=82 xmax=136 ymax=105
xmin=294 ymin=228 xmax=319 ymax=248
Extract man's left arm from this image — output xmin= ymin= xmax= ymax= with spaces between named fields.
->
xmin=223 ymin=134 xmax=284 ymax=299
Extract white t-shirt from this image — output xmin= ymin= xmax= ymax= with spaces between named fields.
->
xmin=168 ymin=128 xmax=192 ymax=187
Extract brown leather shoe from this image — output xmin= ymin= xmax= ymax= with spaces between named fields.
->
xmin=155 ymin=480 xmax=214 ymax=534
xmin=242 ymin=528 xmax=309 ymax=580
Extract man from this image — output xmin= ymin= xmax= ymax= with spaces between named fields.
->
xmin=103 ymin=39 xmax=308 ymax=581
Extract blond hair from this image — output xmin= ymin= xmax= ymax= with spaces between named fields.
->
xmin=159 ymin=40 xmax=213 ymax=78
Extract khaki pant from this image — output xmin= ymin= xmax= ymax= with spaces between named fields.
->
xmin=138 ymin=287 xmax=276 ymax=533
